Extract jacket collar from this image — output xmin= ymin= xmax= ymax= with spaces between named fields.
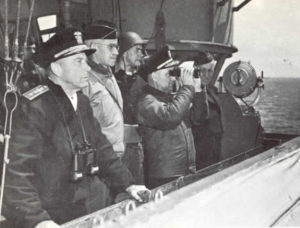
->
xmin=88 ymin=60 xmax=112 ymax=76
xmin=47 ymin=78 xmax=68 ymax=98
xmin=46 ymin=79 xmax=78 ymax=116
xmin=115 ymin=69 xmax=137 ymax=84
xmin=143 ymin=85 xmax=173 ymax=102
xmin=88 ymin=60 xmax=114 ymax=85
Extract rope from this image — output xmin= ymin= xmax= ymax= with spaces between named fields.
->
xmin=12 ymin=0 xmax=22 ymax=62
xmin=23 ymin=0 xmax=36 ymax=59
xmin=4 ymin=0 xmax=10 ymax=61
xmin=0 ymin=91 xmax=18 ymax=217
xmin=0 ymin=0 xmax=36 ymax=218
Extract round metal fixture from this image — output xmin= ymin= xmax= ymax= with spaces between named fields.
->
xmin=223 ymin=61 xmax=257 ymax=98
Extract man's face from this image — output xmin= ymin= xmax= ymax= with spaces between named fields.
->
xmin=124 ymin=44 xmax=144 ymax=69
xmin=198 ymin=61 xmax=215 ymax=85
xmin=149 ymin=67 xmax=176 ymax=93
xmin=92 ymin=39 xmax=119 ymax=67
xmin=57 ymin=53 xmax=91 ymax=89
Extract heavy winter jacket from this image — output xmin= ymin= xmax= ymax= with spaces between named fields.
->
xmin=3 ymin=80 xmax=133 ymax=228
xmin=83 ymin=61 xmax=125 ymax=153
xmin=137 ymin=85 xmax=203 ymax=178
xmin=191 ymin=85 xmax=223 ymax=137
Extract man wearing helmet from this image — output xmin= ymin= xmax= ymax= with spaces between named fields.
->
xmin=115 ymin=31 xmax=146 ymax=124
xmin=117 ymin=32 xmax=145 ymax=73
xmin=115 ymin=32 xmax=146 ymax=184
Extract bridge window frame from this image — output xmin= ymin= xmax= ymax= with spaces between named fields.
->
xmin=36 ymin=14 xmax=58 ymax=42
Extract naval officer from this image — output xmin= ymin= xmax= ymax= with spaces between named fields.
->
xmin=3 ymin=28 xmax=148 ymax=228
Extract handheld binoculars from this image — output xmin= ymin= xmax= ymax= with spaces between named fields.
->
xmin=71 ymin=141 xmax=99 ymax=182
xmin=169 ymin=67 xmax=201 ymax=78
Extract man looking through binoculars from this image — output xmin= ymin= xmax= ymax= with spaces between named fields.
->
xmin=136 ymin=61 xmax=204 ymax=188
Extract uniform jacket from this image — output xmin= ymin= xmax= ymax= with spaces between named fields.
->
xmin=137 ymin=85 xmax=203 ymax=178
xmin=115 ymin=70 xmax=139 ymax=124
xmin=83 ymin=61 xmax=125 ymax=153
xmin=3 ymin=80 xmax=133 ymax=228
xmin=191 ymin=85 xmax=224 ymax=137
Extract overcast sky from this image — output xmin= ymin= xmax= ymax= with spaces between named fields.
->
xmin=225 ymin=0 xmax=300 ymax=78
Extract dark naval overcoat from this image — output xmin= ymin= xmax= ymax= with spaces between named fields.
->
xmin=3 ymin=80 xmax=133 ymax=228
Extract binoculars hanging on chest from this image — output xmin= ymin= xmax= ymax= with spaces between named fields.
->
xmin=71 ymin=141 xmax=99 ymax=182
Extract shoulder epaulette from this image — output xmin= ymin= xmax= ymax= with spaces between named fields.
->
xmin=22 ymin=85 xmax=49 ymax=101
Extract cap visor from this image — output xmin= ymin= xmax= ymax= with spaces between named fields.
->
xmin=82 ymin=48 xmax=96 ymax=56
xmin=58 ymin=47 xmax=96 ymax=59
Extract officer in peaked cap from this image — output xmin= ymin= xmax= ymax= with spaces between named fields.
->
xmin=82 ymin=22 xmax=125 ymax=156
xmin=3 ymin=28 xmax=149 ymax=228
xmin=83 ymin=23 xmax=148 ymax=185
xmin=36 ymin=28 xmax=95 ymax=68
xmin=84 ymin=21 xmax=119 ymax=68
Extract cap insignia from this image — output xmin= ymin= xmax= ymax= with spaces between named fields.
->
xmin=74 ymin=31 xmax=83 ymax=44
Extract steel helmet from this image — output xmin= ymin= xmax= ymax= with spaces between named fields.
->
xmin=118 ymin=32 xmax=145 ymax=56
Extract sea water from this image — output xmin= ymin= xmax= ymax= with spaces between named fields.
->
xmin=254 ymin=78 xmax=300 ymax=135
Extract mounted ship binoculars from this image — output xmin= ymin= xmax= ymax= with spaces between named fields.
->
xmin=71 ymin=142 xmax=99 ymax=182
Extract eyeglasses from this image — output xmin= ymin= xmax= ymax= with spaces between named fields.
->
xmin=96 ymin=43 xmax=120 ymax=51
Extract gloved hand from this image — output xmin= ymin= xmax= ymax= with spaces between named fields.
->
xmin=126 ymin=185 xmax=151 ymax=203
xmin=34 ymin=220 xmax=61 ymax=228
